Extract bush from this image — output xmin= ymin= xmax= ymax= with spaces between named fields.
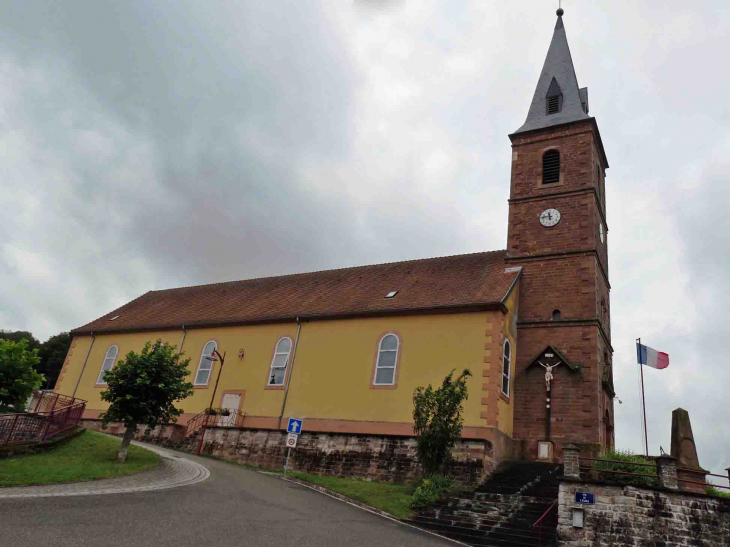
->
xmin=410 ymin=474 xmax=453 ymax=509
xmin=591 ymin=449 xmax=658 ymax=487
xmin=707 ymin=485 xmax=730 ymax=499
xmin=412 ymin=369 xmax=472 ymax=476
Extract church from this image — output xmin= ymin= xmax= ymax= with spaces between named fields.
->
xmin=55 ymin=10 xmax=614 ymax=478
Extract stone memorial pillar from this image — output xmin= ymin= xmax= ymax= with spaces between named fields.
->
xmin=563 ymin=444 xmax=580 ymax=479
xmin=656 ymin=455 xmax=678 ymax=490
xmin=670 ymin=408 xmax=708 ymax=493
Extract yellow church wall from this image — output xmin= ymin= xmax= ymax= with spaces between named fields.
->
xmin=282 ymin=312 xmax=490 ymax=432
xmin=57 ymin=308 xmax=513 ymax=439
xmin=56 ymin=329 xmax=182 ymax=409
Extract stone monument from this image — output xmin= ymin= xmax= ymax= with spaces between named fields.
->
xmin=670 ymin=408 xmax=707 ymax=493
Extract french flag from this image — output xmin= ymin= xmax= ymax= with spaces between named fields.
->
xmin=636 ymin=342 xmax=669 ymax=370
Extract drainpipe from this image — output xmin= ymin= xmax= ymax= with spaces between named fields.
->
xmin=278 ymin=317 xmax=302 ymax=430
xmin=178 ymin=325 xmax=186 ymax=355
xmin=72 ymin=332 xmax=95 ymax=398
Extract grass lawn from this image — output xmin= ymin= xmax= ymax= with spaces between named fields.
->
xmin=288 ymin=472 xmax=414 ymax=519
xmin=0 ymin=429 xmax=160 ymax=487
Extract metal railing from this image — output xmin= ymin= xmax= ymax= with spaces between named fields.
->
xmin=27 ymin=390 xmax=80 ymax=413
xmin=579 ymin=456 xmax=658 ymax=482
xmin=1 ymin=396 xmax=87 ymax=446
xmin=677 ymin=466 xmax=730 ymax=491
xmin=185 ymin=408 xmax=246 ymax=437
xmin=531 ymin=499 xmax=558 ymax=546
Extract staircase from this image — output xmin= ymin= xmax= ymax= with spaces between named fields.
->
xmin=405 ymin=462 xmax=562 ymax=546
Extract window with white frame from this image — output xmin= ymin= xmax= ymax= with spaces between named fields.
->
xmin=96 ymin=345 xmax=118 ymax=384
xmin=194 ymin=341 xmax=217 ymax=386
xmin=268 ymin=337 xmax=292 ymax=386
xmin=501 ymin=340 xmax=511 ymax=397
xmin=374 ymin=334 xmax=399 ymax=385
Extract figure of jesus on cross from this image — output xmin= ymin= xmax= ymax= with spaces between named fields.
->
xmin=538 ymin=360 xmax=562 ymax=392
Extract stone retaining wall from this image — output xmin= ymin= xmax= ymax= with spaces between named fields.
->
xmin=557 ymin=479 xmax=730 ymax=546
xmin=82 ymin=419 xmax=491 ymax=484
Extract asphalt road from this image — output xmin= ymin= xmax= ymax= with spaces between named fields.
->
xmin=0 ymin=451 xmax=452 ymax=547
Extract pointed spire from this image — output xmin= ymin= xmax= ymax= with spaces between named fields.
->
xmin=513 ymin=9 xmax=590 ymax=134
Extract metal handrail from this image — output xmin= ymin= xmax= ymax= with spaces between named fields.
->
xmin=579 ymin=456 xmax=656 ymax=468
xmin=531 ymin=499 xmax=558 ymax=529
xmin=1 ymin=400 xmax=87 ymax=445
xmin=579 ymin=467 xmax=658 ymax=480
xmin=676 ymin=467 xmax=726 ymax=480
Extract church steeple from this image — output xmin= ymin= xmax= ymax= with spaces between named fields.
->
xmin=513 ymin=9 xmax=590 ymax=134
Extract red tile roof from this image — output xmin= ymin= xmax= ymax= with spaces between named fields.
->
xmin=72 ymin=250 xmax=519 ymax=334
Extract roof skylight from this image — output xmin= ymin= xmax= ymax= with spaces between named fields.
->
xmin=109 ymin=315 xmax=120 ymax=321
xmin=385 ymin=291 xmax=398 ymax=299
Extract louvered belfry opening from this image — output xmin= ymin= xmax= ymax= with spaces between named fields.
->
xmin=542 ymin=150 xmax=560 ymax=184
xmin=545 ymin=77 xmax=563 ymax=115
xmin=547 ymin=94 xmax=562 ymax=114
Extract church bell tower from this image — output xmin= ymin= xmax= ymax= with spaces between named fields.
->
xmin=507 ymin=9 xmax=614 ymax=459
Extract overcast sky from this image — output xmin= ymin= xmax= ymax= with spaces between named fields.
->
xmin=1 ymin=1 xmax=728 ymax=476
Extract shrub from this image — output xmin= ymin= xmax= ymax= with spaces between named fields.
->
xmin=412 ymin=369 xmax=472 ymax=476
xmin=410 ymin=474 xmax=453 ymax=509
xmin=707 ymin=485 xmax=730 ymax=499
xmin=591 ymin=449 xmax=658 ymax=487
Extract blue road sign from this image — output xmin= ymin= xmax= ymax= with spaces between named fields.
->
xmin=575 ymin=492 xmax=595 ymax=505
xmin=287 ymin=418 xmax=303 ymax=435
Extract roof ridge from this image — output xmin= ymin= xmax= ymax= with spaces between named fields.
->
xmin=149 ymin=249 xmax=507 ymax=294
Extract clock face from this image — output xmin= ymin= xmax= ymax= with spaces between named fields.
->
xmin=539 ymin=208 xmax=561 ymax=227
xmin=599 ymin=223 xmax=605 ymax=243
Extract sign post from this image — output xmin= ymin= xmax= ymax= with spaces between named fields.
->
xmin=284 ymin=418 xmax=303 ymax=474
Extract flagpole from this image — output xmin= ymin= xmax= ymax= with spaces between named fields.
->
xmin=637 ymin=337 xmax=649 ymax=456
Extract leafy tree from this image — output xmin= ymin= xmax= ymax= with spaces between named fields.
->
xmin=0 ymin=330 xmax=41 ymax=353
xmin=0 ymin=338 xmax=44 ymax=413
xmin=38 ymin=332 xmax=73 ymax=389
xmin=412 ymin=369 xmax=472 ymax=476
xmin=100 ymin=340 xmax=194 ymax=462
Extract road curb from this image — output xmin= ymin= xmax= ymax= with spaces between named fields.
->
xmin=278 ymin=474 xmax=469 ymax=546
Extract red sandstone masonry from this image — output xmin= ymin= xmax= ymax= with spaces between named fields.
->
xmin=82 ymin=419 xmax=493 ymax=485
xmin=508 ymin=120 xmax=613 ymax=459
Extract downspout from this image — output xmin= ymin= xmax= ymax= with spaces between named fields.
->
xmin=178 ymin=325 xmax=186 ymax=355
xmin=278 ymin=317 xmax=302 ymax=430
xmin=72 ymin=332 xmax=95 ymax=398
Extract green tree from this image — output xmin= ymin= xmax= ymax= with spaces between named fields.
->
xmin=412 ymin=368 xmax=472 ymax=476
xmin=0 ymin=338 xmax=44 ymax=413
xmin=0 ymin=330 xmax=41 ymax=353
xmin=100 ymin=340 xmax=194 ymax=462
xmin=39 ymin=332 xmax=73 ymax=389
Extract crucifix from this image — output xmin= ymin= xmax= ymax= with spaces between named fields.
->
xmin=538 ymin=360 xmax=563 ymax=392
xmin=536 ymin=350 xmax=563 ymax=441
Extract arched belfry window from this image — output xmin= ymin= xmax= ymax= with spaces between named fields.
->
xmin=542 ymin=150 xmax=560 ymax=184
xmin=545 ymin=77 xmax=563 ymax=115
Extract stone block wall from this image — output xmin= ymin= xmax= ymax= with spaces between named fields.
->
xmin=81 ymin=419 xmax=492 ymax=484
xmin=201 ymin=427 xmax=490 ymax=484
xmin=557 ymin=479 xmax=730 ymax=546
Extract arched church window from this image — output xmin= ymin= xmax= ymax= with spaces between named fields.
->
xmin=542 ymin=150 xmax=560 ymax=184
xmin=373 ymin=334 xmax=399 ymax=385
xmin=268 ymin=337 xmax=292 ymax=386
xmin=552 ymin=309 xmax=562 ymax=320
xmin=501 ymin=340 xmax=511 ymax=397
xmin=194 ymin=341 xmax=217 ymax=386
xmin=96 ymin=345 xmax=118 ymax=384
